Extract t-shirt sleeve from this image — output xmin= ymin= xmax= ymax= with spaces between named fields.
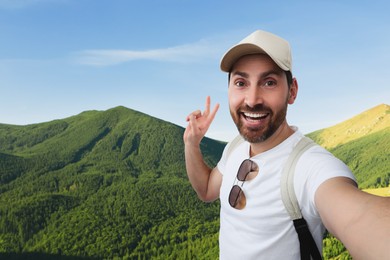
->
xmin=295 ymin=145 xmax=357 ymax=216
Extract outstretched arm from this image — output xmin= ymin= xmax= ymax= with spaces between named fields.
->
xmin=315 ymin=177 xmax=390 ymax=259
xmin=183 ymin=96 xmax=222 ymax=202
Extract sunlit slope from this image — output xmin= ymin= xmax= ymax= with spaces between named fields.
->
xmin=308 ymin=104 xmax=389 ymax=149
xmin=364 ymin=187 xmax=390 ymax=197
xmin=307 ymin=104 xmax=389 ymax=188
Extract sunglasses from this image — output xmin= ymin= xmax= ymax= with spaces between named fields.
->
xmin=228 ymin=159 xmax=259 ymax=210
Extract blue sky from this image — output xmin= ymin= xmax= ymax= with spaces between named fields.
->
xmin=1 ymin=0 xmax=389 ymax=141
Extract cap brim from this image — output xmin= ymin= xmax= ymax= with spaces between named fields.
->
xmin=220 ymin=43 xmax=267 ymax=72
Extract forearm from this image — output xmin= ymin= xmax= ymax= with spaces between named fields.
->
xmin=343 ymin=194 xmax=390 ymax=260
xmin=317 ymin=178 xmax=390 ymax=259
xmin=185 ymin=143 xmax=213 ymax=201
xmin=183 ymin=96 xmax=220 ymax=202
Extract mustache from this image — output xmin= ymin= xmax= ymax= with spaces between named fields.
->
xmin=238 ymin=104 xmax=272 ymax=113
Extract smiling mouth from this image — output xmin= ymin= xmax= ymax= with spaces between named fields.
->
xmin=242 ymin=112 xmax=269 ymax=122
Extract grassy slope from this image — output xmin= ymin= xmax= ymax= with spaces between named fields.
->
xmin=307 ymin=104 xmax=389 ymax=188
xmin=363 ymin=187 xmax=390 ymax=197
xmin=307 ymin=104 xmax=389 ymax=149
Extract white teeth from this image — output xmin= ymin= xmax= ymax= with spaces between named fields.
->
xmin=244 ymin=112 xmax=267 ymax=118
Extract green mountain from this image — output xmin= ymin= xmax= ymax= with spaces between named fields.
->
xmin=0 ymin=104 xmax=388 ymax=259
xmin=0 ymin=106 xmax=224 ymax=259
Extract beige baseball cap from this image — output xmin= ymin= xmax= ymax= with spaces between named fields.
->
xmin=220 ymin=30 xmax=292 ymax=73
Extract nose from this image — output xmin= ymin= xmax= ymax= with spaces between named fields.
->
xmin=245 ymin=86 xmax=263 ymax=108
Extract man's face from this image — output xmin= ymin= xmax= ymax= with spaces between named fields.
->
xmin=228 ymin=54 xmax=295 ymax=143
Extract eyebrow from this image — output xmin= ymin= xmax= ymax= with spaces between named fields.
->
xmin=231 ymin=71 xmax=249 ymax=78
xmin=231 ymin=69 xmax=284 ymax=79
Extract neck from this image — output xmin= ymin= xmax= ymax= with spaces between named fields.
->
xmin=249 ymin=121 xmax=295 ymax=156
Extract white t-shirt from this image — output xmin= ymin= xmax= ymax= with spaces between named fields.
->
xmin=217 ymin=129 xmax=356 ymax=259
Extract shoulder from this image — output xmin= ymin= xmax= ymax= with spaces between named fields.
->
xmin=217 ymin=135 xmax=247 ymax=175
xmin=294 ymin=140 xmax=356 ymax=214
xmin=299 ymin=143 xmax=353 ymax=176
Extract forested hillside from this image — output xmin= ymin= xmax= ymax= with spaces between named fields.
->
xmin=0 ymin=104 xmax=388 ymax=259
xmin=0 ymin=106 xmax=224 ymax=259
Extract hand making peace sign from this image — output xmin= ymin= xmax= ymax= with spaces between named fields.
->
xmin=183 ymin=96 xmax=220 ymax=146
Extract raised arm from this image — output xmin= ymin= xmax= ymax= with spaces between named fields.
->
xmin=183 ymin=96 xmax=222 ymax=202
xmin=315 ymin=177 xmax=390 ymax=259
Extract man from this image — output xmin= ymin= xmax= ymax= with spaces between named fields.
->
xmin=183 ymin=30 xmax=390 ymax=259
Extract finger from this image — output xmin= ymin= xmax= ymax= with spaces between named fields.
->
xmin=188 ymin=114 xmax=199 ymax=134
xmin=207 ymin=103 xmax=220 ymax=124
xmin=200 ymin=103 xmax=219 ymax=132
xmin=203 ymin=96 xmax=211 ymax=116
xmin=186 ymin=110 xmax=202 ymax=121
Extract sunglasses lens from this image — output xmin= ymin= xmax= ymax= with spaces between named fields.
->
xmin=237 ymin=159 xmax=259 ymax=181
xmin=229 ymin=159 xmax=259 ymax=210
xmin=228 ymin=185 xmax=246 ymax=209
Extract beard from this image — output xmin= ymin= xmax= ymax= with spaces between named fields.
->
xmin=230 ymin=102 xmax=288 ymax=143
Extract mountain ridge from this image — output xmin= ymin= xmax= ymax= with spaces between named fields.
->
xmin=307 ymin=103 xmax=389 ymax=149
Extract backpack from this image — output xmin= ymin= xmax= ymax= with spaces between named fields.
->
xmin=226 ymin=135 xmax=322 ymax=260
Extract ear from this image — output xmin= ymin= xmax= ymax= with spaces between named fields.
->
xmin=288 ymin=77 xmax=298 ymax=104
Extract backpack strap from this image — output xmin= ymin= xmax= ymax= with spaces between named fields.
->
xmin=280 ymin=136 xmax=322 ymax=260
xmin=280 ymin=137 xmax=315 ymax=219
xmin=225 ymin=135 xmax=322 ymax=259
xmin=225 ymin=134 xmax=245 ymax=159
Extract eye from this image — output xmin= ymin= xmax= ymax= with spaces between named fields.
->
xmin=234 ymin=80 xmax=246 ymax=88
xmin=263 ymin=80 xmax=276 ymax=88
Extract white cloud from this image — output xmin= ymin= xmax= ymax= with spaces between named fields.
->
xmin=74 ymin=39 xmax=221 ymax=67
